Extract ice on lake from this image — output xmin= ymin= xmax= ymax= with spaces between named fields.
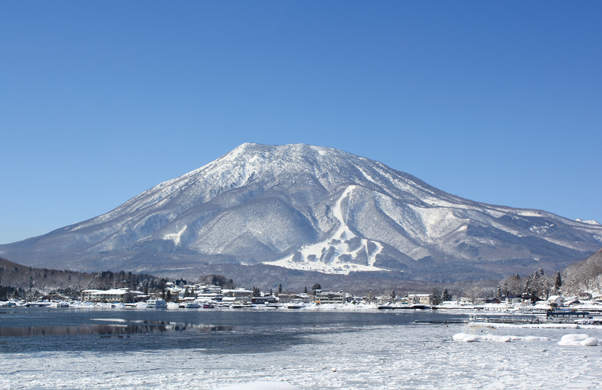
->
xmin=3 ymin=320 xmax=602 ymax=389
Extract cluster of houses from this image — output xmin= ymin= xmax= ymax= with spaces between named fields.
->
xmin=79 ymin=282 xmax=602 ymax=311
xmin=81 ymin=283 xmax=352 ymax=306
xmin=76 ymin=285 xmax=479 ymax=307
xmin=403 ymin=293 xmax=601 ymax=307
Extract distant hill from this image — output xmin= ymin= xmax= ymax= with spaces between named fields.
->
xmin=1 ymin=143 xmax=600 ymax=286
xmin=0 ymin=257 xmax=91 ymax=292
xmin=0 ymin=257 xmax=165 ymax=298
xmin=562 ymin=249 xmax=602 ymax=295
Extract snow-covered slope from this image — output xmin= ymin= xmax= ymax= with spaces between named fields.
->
xmin=1 ymin=143 xmax=601 ymax=281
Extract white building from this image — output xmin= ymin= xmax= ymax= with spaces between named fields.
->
xmin=222 ymin=288 xmax=253 ymax=298
xmin=81 ymin=289 xmax=136 ymax=303
xmin=407 ymin=293 xmax=431 ymax=305
xmin=195 ymin=285 xmax=223 ymax=301
xmin=315 ymin=290 xmax=346 ymax=304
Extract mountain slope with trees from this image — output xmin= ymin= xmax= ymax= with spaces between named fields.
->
xmin=0 ymin=257 xmax=166 ymax=301
xmin=561 ymin=249 xmax=602 ymax=295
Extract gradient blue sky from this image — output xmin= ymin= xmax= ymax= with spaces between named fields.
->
xmin=1 ymin=1 xmax=601 ymax=245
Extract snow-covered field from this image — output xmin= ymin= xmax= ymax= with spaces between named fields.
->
xmin=3 ymin=323 xmax=602 ymax=389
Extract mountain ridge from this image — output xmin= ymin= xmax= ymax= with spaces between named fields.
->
xmin=1 ymin=143 xmax=601 ymax=283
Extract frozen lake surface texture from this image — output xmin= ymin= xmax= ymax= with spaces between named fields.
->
xmin=1 ymin=308 xmax=602 ymax=389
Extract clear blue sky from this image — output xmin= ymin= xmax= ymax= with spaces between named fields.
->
xmin=1 ymin=1 xmax=601 ymax=245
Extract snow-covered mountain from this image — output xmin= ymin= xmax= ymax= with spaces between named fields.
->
xmin=2 ymin=143 xmax=601 ymax=282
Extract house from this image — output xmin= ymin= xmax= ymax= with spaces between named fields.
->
xmin=166 ymin=287 xmax=181 ymax=302
xmin=41 ymin=292 xmax=68 ymax=302
xmin=521 ymin=293 xmax=537 ymax=304
xmin=565 ymin=298 xmax=581 ymax=307
xmin=294 ymin=293 xmax=313 ymax=303
xmin=407 ymin=293 xmax=431 ymax=305
xmin=547 ymin=295 xmax=565 ymax=307
xmin=221 ymin=288 xmax=253 ymax=304
xmin=504 ymin=295 xmax=522 ymax=305
xmin=579 ymin=292 xmax=593 ymax=300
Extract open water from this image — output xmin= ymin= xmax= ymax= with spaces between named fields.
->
xmin=0 ymin=307 xmax=467 ymax=354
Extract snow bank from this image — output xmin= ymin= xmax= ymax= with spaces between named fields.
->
xmin=214 ymin=382 xmax=301 ymax=390
xmin=453 ymin=333 xmax=548 ymax=343
xmin=581 ymin=338 xmax=599 ymax=346
xmin=459 ymin=332 xmax=599 ymax=346
xmin=469 ymin=321 xmax=580 ymax=329
xmin=558 ymin=334 xmax=599 ymax=346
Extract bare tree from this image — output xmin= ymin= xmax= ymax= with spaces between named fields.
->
xmin=466 ymin=286 xmax=482 ymax=304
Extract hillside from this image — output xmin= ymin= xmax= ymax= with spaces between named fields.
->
xmin=561 ymin=249 xmax=602 ymax=294
xmin=0 ymin=257 xmax=165 ymax=299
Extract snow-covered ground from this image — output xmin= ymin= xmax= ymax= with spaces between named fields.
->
xmin=3 ymin=323 xmax=602 ymax=389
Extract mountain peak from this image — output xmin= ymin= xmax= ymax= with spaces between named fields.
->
xmin=223 ymin=143 xmax=345 ymax=162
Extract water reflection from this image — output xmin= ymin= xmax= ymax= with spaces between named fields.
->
xmin=0 ymin=322 xmax=233 ymax=337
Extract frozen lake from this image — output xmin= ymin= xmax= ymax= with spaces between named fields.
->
xmin=2 ymin=308 xmax=602 ymax=389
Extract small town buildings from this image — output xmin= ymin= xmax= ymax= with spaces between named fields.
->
xmin=195 ymin=285 xmax=224 ymax=301
xmin=277 ymin=293 xmax=312 ymax=304
xmin=219 ymin=288 xmax=253 ymax=304
xmin=222 ymin=288 xmax=253 ymax=298
xmin=250 ymin=296 xmax=277 ymax=304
